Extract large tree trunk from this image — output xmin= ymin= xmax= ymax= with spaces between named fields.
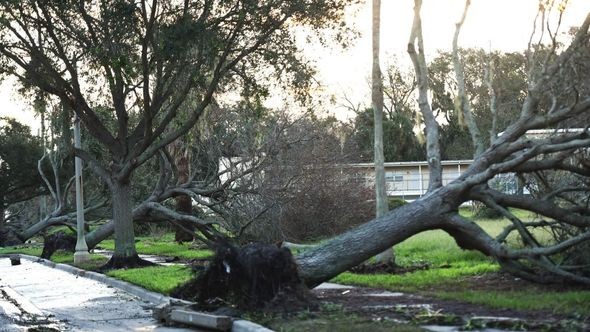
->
xmin=102 ymin=179 xmax=150 ymax=269
xmin=173 ymin=143 xmax=195 ymax=243
xmin=112 ymin=180 xmax=136 ymax=256
xmin=86 ymin=220 xmax=114 ymax=249
xmin=165 ymin=138 xmax=196 ymax=243
xmin=0 ymin=197 xmax=4 ymax=228
xmin=452 ymin=0 xmax=484 ymax=157
xmin=297 ymin=188 xmax=457 ymax=287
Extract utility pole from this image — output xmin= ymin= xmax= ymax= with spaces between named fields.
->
xmin=73 ymin=113 xmax=90 ymax=264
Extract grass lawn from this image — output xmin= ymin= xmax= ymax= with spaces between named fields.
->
xmin=331 ymin=210 xmax=590 ymax=317
xmin=437 ymin=290 xmax=590 ymax=316
xmin=0 ymin=245 xmax=110 ymax=270
xmin=106 ymin=265 xmax=193 ymax=294
xmin=99 ymin=233 xmax=212 ymax=259
xmin=2 ymin=207 xmax=588 ymax=319
xmin=0 ymin=245 xmax=43 ymax=257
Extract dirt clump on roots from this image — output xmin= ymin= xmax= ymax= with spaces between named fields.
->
xmin=41 ymin=231 xmax=77 ymax=259
xmin=171 ymin=242 xmax=317 ymax=314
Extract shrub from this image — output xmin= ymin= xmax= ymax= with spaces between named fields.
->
xmin=473 ymin=204 xmax=503 ymax=219
xmin=388 ymin=197 xmax=408 ymax=210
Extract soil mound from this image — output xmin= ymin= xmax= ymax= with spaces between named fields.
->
xmin=41 ymin=231 xmax=76 ymax=259
xmin=172 ymin=242 xmax=317 ymax=312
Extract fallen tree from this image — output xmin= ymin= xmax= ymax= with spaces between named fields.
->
xmin=4 ymin=0 xmax=590 ymax=290
xmin=92 ymin=2 xmax=590 ymax=287
xmin=0 ymin=0 xmax=357 ymax=268
xmin=296 ymin=1 xmax=590 ymax=286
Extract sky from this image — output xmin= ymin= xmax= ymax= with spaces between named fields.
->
xmin=1 ymin=0 xmax=589 ymax=130
xmin=305 ymin=0 xmax=590 ymax=120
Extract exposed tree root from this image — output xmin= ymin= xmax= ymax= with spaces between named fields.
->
xmin=99 ymin=254 xmax=155 ymax=271
xmin=41 ymin=231 xmax=76 ymax=259
xmin=172 ymin=242 xmax=316 ymax=312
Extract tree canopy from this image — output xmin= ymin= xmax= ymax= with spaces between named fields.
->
xmin=0 ymin=0 xmax=357 ymax=267
xmin=0 ymin=117 xmax=44 ymax=217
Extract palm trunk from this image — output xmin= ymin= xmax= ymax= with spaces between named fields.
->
xmin=166 ymin=139 xmax=196 ymax=243
xmin=0 ymin=204 xmax=5 ymax=246
xmin=174 ymin=148 xmax=195 ymax=243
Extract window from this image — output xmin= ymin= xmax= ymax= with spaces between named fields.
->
xmin=386 ymin=172 xmax=404 ymax=182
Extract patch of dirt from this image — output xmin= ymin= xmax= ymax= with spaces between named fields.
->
xmin=349 ymin=262 xmax=430 ymax=274
xmin=312 ymin=273 xmax=590 ymax=331
xmin=98 ymin=253 xmax=156 ymax=271
xmin=458 ymin=272 xmax=590 ymax=293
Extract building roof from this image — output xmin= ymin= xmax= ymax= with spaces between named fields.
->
xmin=348 ymin=160 xmax=474 ymax=168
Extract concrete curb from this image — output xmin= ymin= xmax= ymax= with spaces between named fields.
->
xmin=233 ymin=320 xmax=275 ymax=332
xmin=0 ymin=253 xmax=274 ymax=332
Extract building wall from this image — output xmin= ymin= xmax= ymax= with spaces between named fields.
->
xmin=350 ymin=160 xmax=473 ymax=201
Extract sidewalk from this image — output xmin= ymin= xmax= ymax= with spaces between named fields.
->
xmin=0 ymin=257 xmax=195 ymax=331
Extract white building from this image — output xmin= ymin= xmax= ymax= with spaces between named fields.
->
xmin=349 ymin=160 xmax=473 ymax=201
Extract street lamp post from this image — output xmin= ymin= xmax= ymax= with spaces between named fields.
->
xmin=73 ymin=114 xmax=90 ymax=264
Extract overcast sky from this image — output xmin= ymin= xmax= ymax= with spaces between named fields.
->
xmin=1 ymin=0 xmax=589 ymax=130
xmin=306 ymin=0 xmax=590 ymax=120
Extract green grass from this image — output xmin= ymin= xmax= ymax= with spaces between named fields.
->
xmin=99 ymin=234 xmax=212 ymax=259
xmin=51 ymin=251 xmax=110 ymax=269
xmin=458 ymin=206 xmax=536 ymax=221
xmin=106 ymin=265 xmax=193 ymax=294
xmin=0 ymin=245 xmax=110 ymax=270
xmin=334 ymin=263 xmax=499 ymax=292
xmin=437 ymin=290 xmax=590 ymax=316
xmin=332 ymin=225 xmax=503 ymax=291
xmin=331 ymin=216 xmax=590 ymax=317
xmin=0 ymin=246 xmax=43 ymax=256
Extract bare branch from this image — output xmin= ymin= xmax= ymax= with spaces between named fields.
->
xmin=407 ymin=0 xmax=442 ymax=190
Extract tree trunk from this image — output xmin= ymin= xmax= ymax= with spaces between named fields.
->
xmin=102 ymin=179 xmax=151 ymax=269
xmin=0 ymin=204 xmax=5 ymax=245
xmin=371 ymin=0 xmax=394 ymax=264
xmin=452 ymin=0 xmax=484 ymax=157
xmin=174 ymin=195 xmax=195 ymax=242
xmin=408 ymin=0 xmax=443 ymax=190
xmin=112 ymin=180 xmax=136 ymax=256
xmin=18 ymin=217 xmax=52 ymax=241
xmin=169 ymin=139 xmax=195 ymax=243
xmin=297 ymin=188 xmax=457 ymax=287
xmin=86 ymin=220 xmax=114 ymax=249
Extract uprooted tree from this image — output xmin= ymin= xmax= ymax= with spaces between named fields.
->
xmin=2 ymin=0 xmax=590 ymax=296
xmin=296 ymin=1 xmax=590 ymax=287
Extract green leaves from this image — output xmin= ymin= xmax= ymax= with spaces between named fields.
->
xmin=0 ymin=117 xmax=44 ymax=206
